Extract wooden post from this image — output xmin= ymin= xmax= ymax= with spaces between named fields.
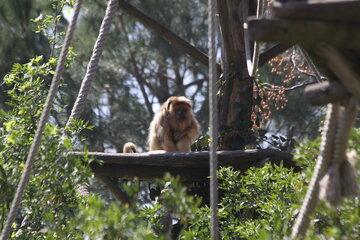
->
xmin=93 ymin=173 xmax=131 ymax=205
xmin=217 ymin=0 xmax=255 ymax=150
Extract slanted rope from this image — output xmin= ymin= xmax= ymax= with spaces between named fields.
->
xmin=0 ymin=1 xmax=83 ymax=239
xmin=291 ymin=98 xmax=359 ymax=239
xmin=208 ymin=0 xmax=219 ymax=239
xmin=66 ymin=0 xmax=118 ymax=125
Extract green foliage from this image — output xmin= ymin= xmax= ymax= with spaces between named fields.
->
xmin=191 ymin=134 xmax=210 ymax=151
xmin=60 ymin=132 xmax=358 ymax=239
xmin=0 ymin=55 xmax=91 ymax=238
xmin=182 ymin=164 xmax=304 ymax=239
xmin=74 ymin=174 xmax=200 ymax=239
xmin=182 ymin=133 xmax=360 ymax=239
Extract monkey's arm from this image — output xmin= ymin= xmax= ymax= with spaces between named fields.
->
xmin=162 ymin=128 xmax=177 ymax=152
xmin=173 ymin=122 xmax=200 ymax=143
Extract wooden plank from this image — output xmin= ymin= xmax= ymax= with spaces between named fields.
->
xmin=70 ymin=149 xmax=295 ymax=168
xmin=247 ymin=18 xmax=360 ymax=49
xmin=73 ymin=149 xmax=300 ymax=181
xmin=95 ymin=175 xmax=131 ymax=204
xmin=272 ymin=0 xmax=360 ymax=23
xmin=304 ymin=81 xmax=350 ymax=105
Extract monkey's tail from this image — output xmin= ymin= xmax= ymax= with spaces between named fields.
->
xmin=123 ymin=142 xmax=137 ymax=153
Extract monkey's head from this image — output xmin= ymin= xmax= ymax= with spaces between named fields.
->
xmin=165 ymin=96 xmax=193 ymax=123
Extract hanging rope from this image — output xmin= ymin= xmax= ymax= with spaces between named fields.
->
xmin=291 ymin=98 xmax=359 ymax=239
xmin=0 ymin=1 xmax=83 ymax=239
xmin=291 ymin=103 xmax=339 ymax=238
xmin=208 ymin=0 xmax=219 ymax=238
xmin=319 ymin=98 xmax=359 ymax=206
xmin=66 ymin=0 xmax=118 ymax=125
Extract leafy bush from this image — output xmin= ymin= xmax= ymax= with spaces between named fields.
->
xmin=0 ymin=56 xmax=91 ymax=239
xmin=75 ymin=175 xmax=200 ymax=239
xmin=182 ymin=133 xmax=360 ymax=239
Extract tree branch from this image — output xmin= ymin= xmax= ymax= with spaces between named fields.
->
xmin=118 ymin=15 xmax=154 ymax=118
xmin=118 ymin=0 xmax=222 ymax=72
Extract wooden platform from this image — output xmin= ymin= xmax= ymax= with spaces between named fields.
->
xmin=70 ymin=149 xmax=298 ymax=182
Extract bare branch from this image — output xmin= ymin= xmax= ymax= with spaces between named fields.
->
xmin=118 ymin=0 xmax=222 ymax=72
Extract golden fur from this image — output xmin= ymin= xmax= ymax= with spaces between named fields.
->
xmin=123 ymin=142 xmax=137 ymax=153
xmin=122 ymin=96 xmax=200 ymax=153
xmin=148 ymin=96 xmax=200 ymax=152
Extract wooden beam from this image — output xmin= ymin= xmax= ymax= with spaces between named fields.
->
xmin=272 ymin=0 xmax=360 ymax=23
xmin=304 ymin=81 xmax=350 ymax=105
xmin=247 ymin=18 xmax=360 ymax=49
xmin=118 ymin=0 xmax=222 ymax=72
xmin=258 ymin=43 xmax=292 ymax=67
xmin=315 ymin=44 xmax=360 ymax=100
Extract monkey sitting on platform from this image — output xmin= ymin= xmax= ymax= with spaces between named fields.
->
xmin=123 ymin=96 xmax=200 ymax=153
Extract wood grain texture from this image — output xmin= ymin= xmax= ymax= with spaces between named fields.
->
xmin=304 ymin=81 xmax=350 ymax=105
xmin=247 ymin=18 xmax=360 ymax=49
xmin=272 ymin=0 xmax=360 ymax=23
xmin=71 ymin=149 xmax=299 ymax=181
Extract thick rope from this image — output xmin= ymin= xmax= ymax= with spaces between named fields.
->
xmin=291 ymin=103 xmax=339 ymax=239
xmin=292 ymin=98 xmax=359 ymax=238
xmin=319 ymin=98 xmax=358 ymax=206
xmin=0 ymin=1 xmax=83 ymax=239
xmin=208 ymin=0 xmax=219 ymax=239
xmin=66 ymin=0 xmax=118 ymax=125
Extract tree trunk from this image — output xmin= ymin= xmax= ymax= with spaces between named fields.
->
xmin=217 ymin=0 xmax=255 ymax=150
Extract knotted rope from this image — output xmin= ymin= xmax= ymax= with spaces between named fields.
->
xmin=0 ymin=1 xmax=83 ymax=239
xmin=66 ymin=0 xmax=118 ymax=125
xmin=208 ymin=0 xmax=219 ymax=238
xmin=291 ymin=98 xmax=358 ymax=239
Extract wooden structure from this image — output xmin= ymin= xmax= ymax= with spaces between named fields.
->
xmin=68 ymin=0 xmax=357 ymax=206
xmin=73 ymin=0 xmax=360 ymax=205
xmin=246 ymin=0 xmax=360 ymax=106
xmin=64 ymin=1 xmax=303 ymax=203
xmin=245 ymin=0 xmax=360 ymax=237
xmin=70 ymin=149 xmax=299 ymax=203
xmin=75 ymin=0 xmax=360 ymax=204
